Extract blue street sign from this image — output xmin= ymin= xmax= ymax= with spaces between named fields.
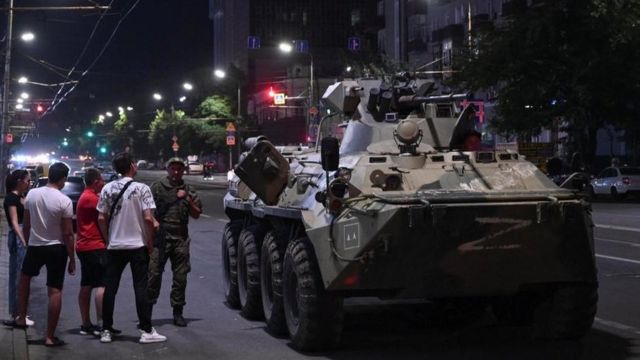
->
xmin=347 ymin=37 xmax=361 ymax=51
xmin=247 ymin=36 xmax=261 ymax=49
xmin=294 ymin=40 xmax=309 ymax=53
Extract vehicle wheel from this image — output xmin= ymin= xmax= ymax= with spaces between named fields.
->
xmin=611 ymin=187 xmax=625 ymax=200
xmin=260 ymin=231 xmax=287 ymax=335
xmin=532 ymin=283 xmax=598 ymax=339
xmin=283 ymin=237 xmax=343 ymax=351
xmin=222 ymin=221 xmax=242 ymax=308
xmin=237 ymin=225 xmax=266 ymax=320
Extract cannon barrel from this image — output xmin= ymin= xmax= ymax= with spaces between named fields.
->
xmin=397 ymin=93 xmax=469 ymax=107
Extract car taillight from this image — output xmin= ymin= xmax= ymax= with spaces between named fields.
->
xmin=623 ymin=177 xmax=630 ymax=185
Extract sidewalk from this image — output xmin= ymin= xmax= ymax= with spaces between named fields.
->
xmin=0 ymin=199 xmax=29 ymax=360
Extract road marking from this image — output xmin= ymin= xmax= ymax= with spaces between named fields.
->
xmin=595 ymin=212 xmax=640 ymax=219
xmin=595 ymin=224 xmax=640 ymax=233
xmin=216 ymin=218 xmax=228 ymax=223
xmin=595 ymin=317 xmax=640 ymax=336
xmin=200 ymin=213 xmax=211 ymax=218
xmin=595 ymin=237 xmax=640 ymax=247
xmin=596 ymin=254 xmax=640 ymax=265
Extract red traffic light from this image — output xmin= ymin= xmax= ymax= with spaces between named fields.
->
xmin=268 ymin=86 xmax=275 ymax=97
xmin=36 ymin=104 xmax=44 ymax=113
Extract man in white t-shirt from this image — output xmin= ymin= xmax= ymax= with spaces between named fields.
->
xmin=96 ymin=152 xmax=166 ymax=344
xmin=15 ymin=162 xmax=75 ymax=347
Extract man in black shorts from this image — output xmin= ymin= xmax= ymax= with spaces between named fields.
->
xmin=14 ymin=162 xmax=76 ymax=347
xmin=76 ymin=168 xmax=114 ymax=336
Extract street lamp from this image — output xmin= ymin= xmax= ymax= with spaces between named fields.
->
xmin=279 ymin=41 xmax=315 ymax=142
xmin=20 ymin=92 xmax=29 ymax=99
xmin=179 ymin=96 xmax=187 ymax=103
xmin=153 ymin=93 xmax=163 ymax=101
xmin=20 ymin=32 xmax=35 ymax=42
xmin=183 ymin=82 xmax=193 ymax=91
xmin=17 ymin=76 xmax=27 ymax=84
xmin=214 ymin=69 xmax=226 ymax=79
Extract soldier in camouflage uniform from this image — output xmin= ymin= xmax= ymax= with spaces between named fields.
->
xmin=148 ymin=157 xmax=202 ymax=326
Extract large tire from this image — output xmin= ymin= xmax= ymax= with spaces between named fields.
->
xmin=533 ymin=283 xmax=598 ymax=339
xmin=237 ymin=225 xmax=266 ymax=320
xmin=222 ymin=221 xmax=242 ymax=308
xmin=261 ymin=231 xmax=287 ymax=335
xmin=283 ymin=237 xmax=343 ymax=351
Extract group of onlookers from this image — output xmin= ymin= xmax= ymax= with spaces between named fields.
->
xmin=3 ymin=152 xmax=202 ymax=347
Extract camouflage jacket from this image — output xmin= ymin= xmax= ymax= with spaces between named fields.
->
xmin=150 ymin=177 xmax=202 ymax=231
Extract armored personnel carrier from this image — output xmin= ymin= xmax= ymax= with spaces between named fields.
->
xmin=222 ymin=74 xmax=598 ymax=351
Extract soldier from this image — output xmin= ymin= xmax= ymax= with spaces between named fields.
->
xmin=149 ymin=157 xmax=202 ymax=326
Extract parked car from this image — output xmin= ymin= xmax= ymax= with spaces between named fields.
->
xmin=589 ymin=166 xmax=640 ymax=199
xmin=36 ymin=176 xmax=85 ymax=231
xmin=186 ymin=161 xmax=204 ymax=175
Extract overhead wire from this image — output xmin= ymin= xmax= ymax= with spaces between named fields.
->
xmin=43 ymin=0 xmax=142 ymax=118
xmin=43 ymin=0 xmax=116 ymax=117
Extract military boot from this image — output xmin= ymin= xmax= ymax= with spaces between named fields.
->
xmin=173 ymin=306 xmax=186 ymax=327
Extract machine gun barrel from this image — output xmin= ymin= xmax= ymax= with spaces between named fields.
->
xmin=397 ymin=93 xmax=469 ymax=107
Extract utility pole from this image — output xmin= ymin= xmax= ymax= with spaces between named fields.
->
xmin=0 ymin=3 xmax=110 ymax=193
xmin=0 ymin=0 xmax=14 ymax=194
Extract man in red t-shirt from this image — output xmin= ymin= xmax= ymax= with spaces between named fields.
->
xmin=76 ymin=168 xmax=109 ymax=336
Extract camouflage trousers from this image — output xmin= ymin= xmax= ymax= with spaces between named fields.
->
xmin=148 ymin=233 xmax=191 ymax=308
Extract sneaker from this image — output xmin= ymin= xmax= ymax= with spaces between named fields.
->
xmin=139 ymin=327 xmax=167 ymax=344
xmin=100 ymin=329 xmax=112 ymax=343
xmin=25 ymin=316 xmax=34 ymax=327
xmin=80 ymin=324 xmax=96 ymax=336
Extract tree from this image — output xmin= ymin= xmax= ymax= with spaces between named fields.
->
xmin=454 ymin=0 xmax=640 ymax=168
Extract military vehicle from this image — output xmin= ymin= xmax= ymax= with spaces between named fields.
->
xmin=222 ymin=74 xmax=598 ymax=351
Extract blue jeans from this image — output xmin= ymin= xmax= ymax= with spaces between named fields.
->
xmin=8 ymin=228 xmax=26 ymax=317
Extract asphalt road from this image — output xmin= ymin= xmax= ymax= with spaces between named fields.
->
xmin=20 ymin=177 xmax=640 ymax=359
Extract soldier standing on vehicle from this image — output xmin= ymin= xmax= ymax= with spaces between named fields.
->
xmin=149 ymin=157 xmax=202 ymax=327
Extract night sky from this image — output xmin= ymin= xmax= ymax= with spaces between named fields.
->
xmin=7 ymin=0 xmax=213 ymax=151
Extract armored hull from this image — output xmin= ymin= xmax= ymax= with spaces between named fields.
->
xmin=221 ymin=76 xmax=597 ymax=351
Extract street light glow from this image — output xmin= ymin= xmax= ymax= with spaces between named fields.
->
xmin=20 ymin=92 xmax=29 ymax=99
xmin=279 ymin=42 xmax=293 ymax=53
xmin=346 ymin=66 xmax=352 ymax=72
xmin=106 ymin=111 xmax=113 ymax=117
xmin=183 ymin=82 xmax=193 ymax=91
xmin=117 ymin=106 xmax=124 ymax=112
xmin=16 ymin=98 xmax=23 ymax=104
xmin=18 ymin=76 xmax=28 ymax=84
xmin=15 ymin=104 xmax=23 ymax=110
xmin=126 ymin=106 xmax=134 ymax=111
xmin=20 ymin=32 xmax=35 ymax=42
xmin=153 ymin=93 xmax=162 ymax=101
xmin=179 ymin=96 xmax=187 ymax=103
xmin=214 ymin=69 xmax=226 ymax=79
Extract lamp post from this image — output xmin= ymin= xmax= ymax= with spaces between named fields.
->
xmin=0 ymin=0 xmax=15 ymax=193
xmin=214 ymin=69 xmax=240 ymax=170
xmin=279 ymin=41 xmax=315 ymax=143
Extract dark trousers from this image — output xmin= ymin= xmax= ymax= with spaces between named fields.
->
xmin=102 ymin=247 xmax=152 ymax=333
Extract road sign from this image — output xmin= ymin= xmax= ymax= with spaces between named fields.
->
xmin=347 ymin=37 xmax=361 ymax=51
xmin=308 ymin=106 xmax=318 ymax=116
xmin=171 ymin=135 xmax=178 ymax=142
xmin=247 ymin=36 xmax=261 ymax=49
xmin=226 ymin=135 xmax=236 ymax=146
xmin=273 ymin=93 xmax=286 ymax=105
xmin=294 ymin=39 xmax=309 ymax=53
xmin=226 ymin=122 xmax=236 ymax=132
xmin=172 ymin=142 xmax=179 ymax=152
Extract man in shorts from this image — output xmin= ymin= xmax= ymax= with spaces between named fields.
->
xmin=15 ymin=162 xmax=76 ymax=347
xmin=76 ymin=168 xmax=114 ymax=336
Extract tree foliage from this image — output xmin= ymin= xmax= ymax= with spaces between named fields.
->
xmin=148 ymin=96 xmax=232 ymax=157
xmin=455 ymin=0 xmax=640 ymax=166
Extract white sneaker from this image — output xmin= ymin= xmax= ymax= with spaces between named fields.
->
xmin=25 ymin=316 xmax=34 ymax=327
xmin=139 ymin=327 xmax=167 ymax=344
xmin=100 ymin=329 xmax=112 ymax=343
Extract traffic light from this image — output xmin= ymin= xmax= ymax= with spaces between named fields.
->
xmin=268 ymin=86 xmax=275 ymax=98
xmin=86 ymin=131 xmax=94 ymax=138
xmin=100 ymin=146 xmax=107 ymax=154
xmin=62 ymin=138 xmax=69 ymax=147
xmin=36 ymin=104 xmax=44 ymax=113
